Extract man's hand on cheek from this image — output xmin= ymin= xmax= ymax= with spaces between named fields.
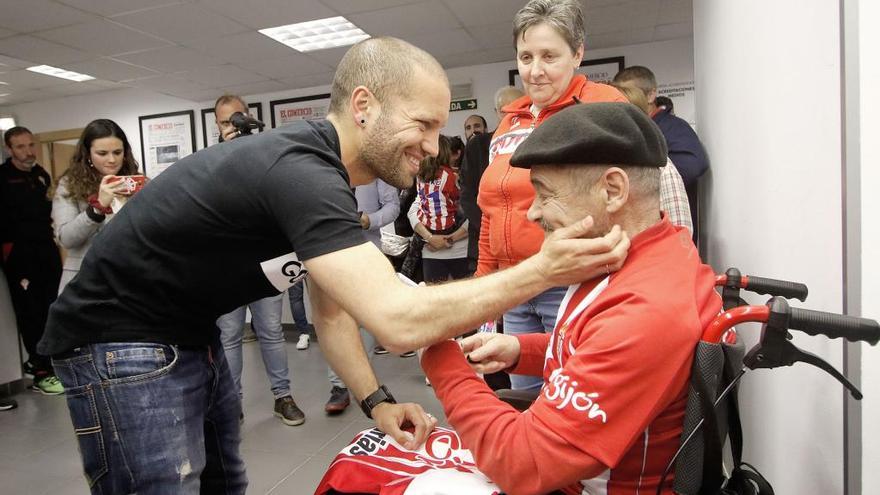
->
xmin=533 ymin=215 xmax=630 ymax=286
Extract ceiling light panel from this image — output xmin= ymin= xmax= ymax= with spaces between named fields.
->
xmin=27 ymin=65 xmax=94 ymax=82
xmin=259 ymin=16 xmax=369 ymax=53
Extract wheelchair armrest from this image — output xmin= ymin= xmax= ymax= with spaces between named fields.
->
xmin=495 ymin=388 xmax=540 ymax=412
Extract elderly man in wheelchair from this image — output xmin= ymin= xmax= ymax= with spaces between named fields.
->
xmin=317 ymin=102 xmax=722 ymax=495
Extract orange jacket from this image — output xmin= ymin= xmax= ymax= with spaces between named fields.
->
xmin=475 ymin=75 xmax=627 ymax=276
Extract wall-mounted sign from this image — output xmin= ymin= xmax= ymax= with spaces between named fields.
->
xmin=270 ymin=93 xmax=331 ymax=128
xmin=450 ymin=99 xmax=477 ymax=112
xmin=138 ymin=110 xmax=196 ymax=178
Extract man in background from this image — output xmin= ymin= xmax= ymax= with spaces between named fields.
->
xmin=213 ymin=94 xmax=304 ymax=426
xmin=0 ymin=126 xmax=62 ymax=395
xmin=613 ymin=66 xmax=709 ymax=239
xmin=463 ymin=114 xmax=487 ymax=141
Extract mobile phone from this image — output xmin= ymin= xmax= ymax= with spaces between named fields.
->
xmin=120 ymin=175 xmax=147 ymax=194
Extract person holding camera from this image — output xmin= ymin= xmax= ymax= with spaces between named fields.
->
xmin=53 ymin=119 xmax=142 ymax=293
xmin=212 ymin=94 xmax=305 ymax=427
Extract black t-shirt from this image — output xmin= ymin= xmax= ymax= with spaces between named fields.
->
xmin=38 ymin=120 xmax=366 ymax=355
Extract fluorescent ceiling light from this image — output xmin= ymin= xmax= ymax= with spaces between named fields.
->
xmin=259 ymin=16 xmax=370 ymax=53
xmin=27 ymin=65 xmax=94 ymax=82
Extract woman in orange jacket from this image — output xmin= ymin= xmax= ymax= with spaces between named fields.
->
xmin=476 ymin=0 xmax=627 ymax=390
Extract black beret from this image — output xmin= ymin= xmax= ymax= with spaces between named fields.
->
xmin=509 ymin=102 xmax=668 ymax=169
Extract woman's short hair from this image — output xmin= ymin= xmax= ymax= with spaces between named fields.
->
xmin=512 ymin=0 xmax=585 ymax=55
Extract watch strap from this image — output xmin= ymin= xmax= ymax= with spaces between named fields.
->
xmin=359 ymin=384 xmax=397 ymax=419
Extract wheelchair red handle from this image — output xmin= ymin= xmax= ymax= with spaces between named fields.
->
xmin=702 ymin=305 xmax=770 ymax=343
xmin=702 ymin=304 xmax=880 ymax=346
xmin=715 ymin=273 xmax=808 ymax=301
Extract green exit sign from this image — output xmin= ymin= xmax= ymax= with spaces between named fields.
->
xmin=450 ymin=99 xmax=477 ymax=112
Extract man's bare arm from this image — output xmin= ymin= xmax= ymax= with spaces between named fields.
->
xmin=304 ymin=216 xmax=628 ymax=353
xmin=307 ymin=278 xmax=434 ymax=449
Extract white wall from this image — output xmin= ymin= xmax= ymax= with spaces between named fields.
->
xmin=695 ymin=1 xmax=845 ymax=493
xmin=860 ymin=0 xmax=880 ymax=492
xmin=1 ymin=37 xmax=695 ymax=160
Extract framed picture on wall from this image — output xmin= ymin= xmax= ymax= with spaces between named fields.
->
xmin=139 ymin=110 xmax=196 ymax=178
xmin=200 ymin=102 xmax=263 ymax=148
xmin=270 ymin=93 xmax=331 ymax=128
xmin=508 ymin=56 xmax=625 ymax=87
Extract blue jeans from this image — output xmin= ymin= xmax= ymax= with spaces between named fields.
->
xmin=327 ymin=327 xmax=375 ymax=389
xmin=288 ymin=281 xmax=315 ymax=336
xmin=52 ymin=341 xmax=246 ymax=494
xmin=217 ymin=294 xmax=290 ymax=399
xmin=503 ymin=285 xmax=568 ymax=391
xmin=288 ymin=281 xmax=309 ymax=328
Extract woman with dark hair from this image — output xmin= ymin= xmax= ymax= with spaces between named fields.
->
xmin=52 ymin=118 xmax=140 ymax=292
xmin=447 ymin=135 xmax=465 ymax=170
xmin=408 ymin=135 xmax=469 ymax=283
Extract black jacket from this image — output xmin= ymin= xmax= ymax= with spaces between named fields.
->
xmin=0 ymin=158 xmax=55 ymax=248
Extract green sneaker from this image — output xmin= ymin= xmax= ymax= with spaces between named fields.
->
xmin=30 ymin=375 xmax=64 ymax=395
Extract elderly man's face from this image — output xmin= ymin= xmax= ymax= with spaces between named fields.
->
xmin=358 ymin=68 xmax=451 ymax=189
xmin=526 ymin=164 xmax=609 ymax=237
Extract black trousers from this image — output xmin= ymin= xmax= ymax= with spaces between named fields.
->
xmin=3 ymin=240 xmax=61 ymax=374
xmin=422 ymin=258 xmax=470 ymax=283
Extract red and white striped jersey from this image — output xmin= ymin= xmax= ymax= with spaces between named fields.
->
xmin=416 ymin=165 xmax=460 ymax=232
xmin=315 ymin=426 xmax=501 ymax=495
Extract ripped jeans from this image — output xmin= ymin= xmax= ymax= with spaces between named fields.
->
xmin=52 ymin=340 xmax=247 ymax=494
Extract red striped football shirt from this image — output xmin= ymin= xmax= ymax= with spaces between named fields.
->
xmin=416 ymin=165 xmax=460 ymax=232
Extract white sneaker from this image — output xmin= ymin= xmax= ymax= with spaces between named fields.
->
xmin=296 ymin=334 xmax=310 ymax=350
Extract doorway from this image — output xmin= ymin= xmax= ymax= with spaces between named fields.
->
xmin=33 ymin=128 xmax=82 ymax=184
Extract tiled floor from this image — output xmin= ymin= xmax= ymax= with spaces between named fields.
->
xmin=0 ymin=332 xmax=448 ymax=494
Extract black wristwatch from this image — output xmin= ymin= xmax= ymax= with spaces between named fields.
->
xmin=359 ymin=385 xmax=397 ymax=419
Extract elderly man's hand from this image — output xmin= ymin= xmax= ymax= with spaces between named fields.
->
xmin=532 ymin=216 xmax=630 ymax=287
xmin=459 ymin=333 xmax=521 ymax=374
xmin=371 ymin=402 xmax=437 ymax=450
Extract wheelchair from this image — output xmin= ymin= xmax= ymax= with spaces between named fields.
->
xmin=497 ymin=268 xmax=878 ymax=495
